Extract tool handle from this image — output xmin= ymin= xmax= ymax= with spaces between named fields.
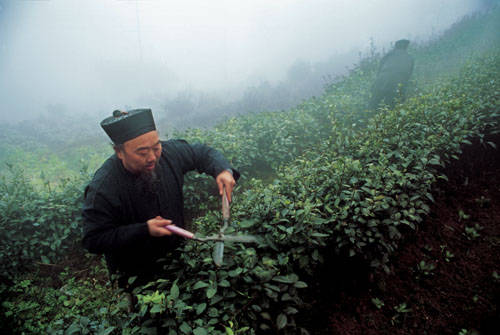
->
xmin=166 ymin=225 xmax=195 ymax=239
xmin=222 ymin=188 xmax=230 ymax=220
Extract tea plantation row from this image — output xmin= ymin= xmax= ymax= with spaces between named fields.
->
xmin=121 ymin=50 xmax=499 ymax=334
xmin=1 ymin=8 xmax=499 ymax=334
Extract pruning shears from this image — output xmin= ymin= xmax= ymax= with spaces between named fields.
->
xmin=166 ymin=188 xmax=258 ymax=265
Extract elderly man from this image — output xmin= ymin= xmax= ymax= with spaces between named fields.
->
xmin=369 ymin=39 xmax=415 ymax=109
xmin=82 ymin=108 xmax=239 ymax=289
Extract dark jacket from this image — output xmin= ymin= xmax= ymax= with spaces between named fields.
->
xmin=82 ymin=139 xmax=238 ymax=280
xmin=370 ymin=48 xmax=414 ymax=109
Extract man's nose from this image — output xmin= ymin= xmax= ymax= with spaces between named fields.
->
xmin=147 ymin=150 xmax=156 ymax=162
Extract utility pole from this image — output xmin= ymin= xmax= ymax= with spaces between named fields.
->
xmin=135 ymin=0 xmax=143 ymax=62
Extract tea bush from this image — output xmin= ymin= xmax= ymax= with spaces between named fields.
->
xmin=0 ymin=261 xmax=125 ymax=335
xmin=180 ymin=100 xmax=341 ymax=217
xmin=3 ymin=53 xmax=498 ymax=334
xmin=0 ymin=165 xmax=90 ymax=278
xmin=112 ymin=50 xmax=499 ymax=334
xmin=2 ymin=8 xmax=499 ymax=334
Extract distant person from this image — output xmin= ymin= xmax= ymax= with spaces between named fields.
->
xmin=369 ymin=39 xmax=414 ymax=109
xmin=82 ymin=108 xmax=239 ymax=291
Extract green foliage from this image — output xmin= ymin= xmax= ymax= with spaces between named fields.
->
xmin=464 ymin=224 xmax=483 ymax=240
xmin=180 ymin=102 xmax=331 ymax=216
xmin=119 ymin=46 xmax=499 ymax=333
xmin=0 ymin=146 xmax=72 ymax=187
xmin=0 ymin=261 xmax=124 ymax=335
xmin=1 ymin=7 xmax=499 ymax=334
xmin=458 ymin=209 xmax=471 ymax=222
xmin=416 ymin=260 xmax=437 ymax=277
xmin=458 ymin=328 xmax=481 ymax=335
xmin=371 ymin=297 xmax=385 ymax=310
xmin=440 ymin=245 xmax=455 ymax=263
xmin=0 ymin=164 xmax=90 ymax=278
xmin=391 ymin=302 xmax=412 ymax=325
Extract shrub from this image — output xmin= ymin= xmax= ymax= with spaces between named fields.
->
xmin=0 ymin=164 xmax=89 ymax=279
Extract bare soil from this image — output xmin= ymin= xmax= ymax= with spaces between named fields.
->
xmin=301 ymin=135 xmax=500 ymax=335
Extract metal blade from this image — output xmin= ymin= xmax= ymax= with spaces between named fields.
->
xmin=213 ymin=241 xmax=224 ymax=267
xmin=219 ymin=234 xmax=259 ymax=243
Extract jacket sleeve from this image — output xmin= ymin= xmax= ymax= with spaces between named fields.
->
xmin=81 ymin=183 xmax=150 ymax=254
xmin=166 ymin=139 xmax=240 ymax=180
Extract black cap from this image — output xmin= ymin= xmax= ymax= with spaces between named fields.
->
xmin=395 ymin=39 xmax=410 ymax=49
xmin=100 ymin=108 xmax=156 ymax=144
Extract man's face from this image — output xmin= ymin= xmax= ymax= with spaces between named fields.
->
xmin=116 ymin=130 xmax=162 ymax=175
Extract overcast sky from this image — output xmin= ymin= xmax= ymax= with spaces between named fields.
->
xmin=0 ymin=0 xmax=484 ymax=122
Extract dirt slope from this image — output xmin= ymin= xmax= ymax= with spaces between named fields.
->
xmin=301 ymin=135 xmax=500 ymax=335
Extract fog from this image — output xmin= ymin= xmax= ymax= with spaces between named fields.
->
xmin=0 ymin=0 xmax=486 ymax=123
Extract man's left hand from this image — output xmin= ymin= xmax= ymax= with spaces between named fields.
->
xmin=216 ymin=170 xmax=236 ymax=202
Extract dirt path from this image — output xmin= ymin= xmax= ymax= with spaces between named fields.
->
xmin=301 ymin=136 xmax=500 ymax=335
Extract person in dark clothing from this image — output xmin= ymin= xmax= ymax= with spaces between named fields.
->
xmin=369 ymin=39 xmax=414 ymax=109
xmin=82 ymin=108 xmax=239 ymax=290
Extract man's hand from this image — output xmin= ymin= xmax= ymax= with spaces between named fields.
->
xmin=147 ymin=216 xmax=173 ymax=237
xmin=216 ymin=170 xmax=236 ymax=202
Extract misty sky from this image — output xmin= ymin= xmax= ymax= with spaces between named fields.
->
xmin=0 ymin=0 xmax=484 ymax=122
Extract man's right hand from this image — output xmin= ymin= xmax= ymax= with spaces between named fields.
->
xmin=147 ymin=216 xmax=173 ymax=237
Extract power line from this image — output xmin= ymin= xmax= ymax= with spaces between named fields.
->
xmin=135 ymin=0 xmax=143 ymax=62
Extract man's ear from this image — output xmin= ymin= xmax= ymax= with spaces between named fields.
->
xmin=114 ymin=145 xmax=124 ymax=160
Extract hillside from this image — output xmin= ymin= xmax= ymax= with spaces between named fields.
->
xmin=302 ymin=135 xmax=500 ymax=335
xmin=1 ymin=6 xmax=499 ymax=335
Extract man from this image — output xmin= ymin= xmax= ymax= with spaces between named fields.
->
xmin=82 ymin=108 xmax=239 ymax=290
xmin=369 ymin=39 xmax=415 ymax=109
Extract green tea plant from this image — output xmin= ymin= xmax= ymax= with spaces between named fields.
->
xmin=391 ymin=302 xmax=412 ymax=326
xmin=464 ymin=224 xmax=483 ymax=240
xmin=440 ymin=245 xmax=455 ymax=262
xmin=371 ymin=297 xmax=385 ymax=310
xmin=1 ymin=7 xmax=499 ymax=333
xmin=416 ymin=260 xmax=437 ymax=277
xmin=0 ymin=164 xmax=89 ymax=279
xmin=116 ymin=48 xmax=499 ymax=333
xmin=0 ymin=261 xmax=124 ymax=335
